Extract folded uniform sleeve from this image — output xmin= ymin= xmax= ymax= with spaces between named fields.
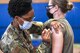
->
xmin=28 ymin=21 xmax=43 ymax=35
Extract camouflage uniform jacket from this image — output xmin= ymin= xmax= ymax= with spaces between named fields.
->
xmin=0 ymin=24 xmax=33 ymax=53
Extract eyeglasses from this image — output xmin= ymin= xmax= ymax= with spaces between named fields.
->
xmin=20 ymin=16 xmax=35 ymax=22
xmin=19 ymin=17 xmax=32 ymax=22
xmin=46 ymin=5 xmax=55 ymax=10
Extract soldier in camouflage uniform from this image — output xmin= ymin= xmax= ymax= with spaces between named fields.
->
xmin=0 ymin=24 xmax=33 ymax=53
xmin=0 ymin=0 xmax=43 ymax=53
xmin=0 ymin=21 xmax=43 ymax=53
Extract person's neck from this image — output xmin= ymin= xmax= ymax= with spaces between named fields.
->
xmin=12 ymin=19 xmax=20 ymax=30
xmin=53 ymin=9 xmax=65 ymax=19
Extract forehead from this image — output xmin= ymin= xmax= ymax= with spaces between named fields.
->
xmin=22 ymin=9 xmax=34 ymax=21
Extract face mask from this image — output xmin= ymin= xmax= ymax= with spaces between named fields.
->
xmin=19 ymin=21 xmax=32 ymax=30
xmin=47 ymin=10 xmax=53 ymax=19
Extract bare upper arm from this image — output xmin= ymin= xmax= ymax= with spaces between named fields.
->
xmin=50 ymin=21 xmax=64 ymax=53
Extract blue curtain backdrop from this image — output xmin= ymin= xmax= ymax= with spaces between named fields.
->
xmin=0 ymin=2 xmax=80 ymax=43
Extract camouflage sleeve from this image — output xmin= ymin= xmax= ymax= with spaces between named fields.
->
xmin=0 ymin=32 xmax=30 ymax=53
xmin=28 ymin=21 xmax=43 ymax=35
xmin=0 ymin=32 xmax=13 ymax=53
xmin=36 ymin=42 xmax=52 ymax=53
xmin=36 ymin=20 xmax=53 ymax=53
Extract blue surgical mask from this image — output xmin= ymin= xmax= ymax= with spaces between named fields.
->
xmin=19 ymin=21 xmax=32 ymax=30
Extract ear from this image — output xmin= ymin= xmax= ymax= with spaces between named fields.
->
xmin=14 ymin=16 xmax=24 ymax=25
xmin=14 ymin=16 xmax=20 ymax=21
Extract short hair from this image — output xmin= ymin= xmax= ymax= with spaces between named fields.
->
xmin=8 ymin=0 xmax=32 ymax=18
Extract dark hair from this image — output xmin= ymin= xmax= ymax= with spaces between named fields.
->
xmin=8 ymin=0 xmax=32 ymax=18
xmin=52 ymin=0 xmax=73 ymax=13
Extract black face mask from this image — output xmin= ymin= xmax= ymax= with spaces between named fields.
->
xmin=47 ymin=9 xmax=53 ymax=19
